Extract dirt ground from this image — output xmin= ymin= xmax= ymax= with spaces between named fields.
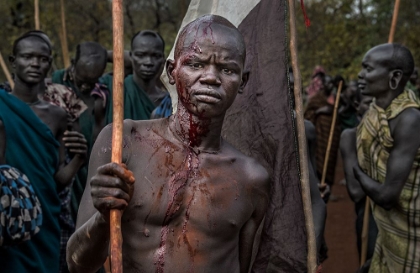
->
xmin=321 ymin=154 xmax=360 ymax=273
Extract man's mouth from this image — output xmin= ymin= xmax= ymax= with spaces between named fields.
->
xmin=194 ymin=89 xmax=222 ymax=104
xmin=358 ymin=82 xmax=366 ymax=90
xmin=27 ymin=71 xmax=41 ymax=77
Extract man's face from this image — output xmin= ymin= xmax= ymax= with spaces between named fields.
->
xmin=131 ymin=35 xmax=164 ymax=81
xmin=74 ymin=57 xmax=104 ymax=93
xmin=12 ymin=37 xmax=51 ymax=85
xmin=358 ymin=47 xmax=391 ymax=97
xmin=169 ymin=24 xmax=245 ymax=118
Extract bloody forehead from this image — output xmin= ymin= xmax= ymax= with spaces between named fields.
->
xmin=174 ymin=19 xmax=245 ymax=61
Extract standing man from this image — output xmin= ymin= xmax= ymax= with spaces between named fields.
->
xmin=350 ymin=43 xmax=420 ymax=272
xmin=0 ymin=32 xmax=87 ymax=272
xmin=305 ymin=75 xmax=341 ymax=190
xmin=67 ymin=15 xmax=269 ymax=273
xmin=101 ymin=30 xmax=169 ymax=123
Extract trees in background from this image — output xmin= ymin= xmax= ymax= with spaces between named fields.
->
xmin=0 ymin=0 xmax=419 ymax=84
xmin=296 ymin=0 xmax=420 ymax=85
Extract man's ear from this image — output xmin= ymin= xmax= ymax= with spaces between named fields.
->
xmin=238 ymin=71 xmax=249 ymax=94
xmin=166 ymin=59 xmax=176 ymax=85
xmin=8 ymin=55 xmax=16 ymax=69
xmin=389 ymin=69 xmax=403 ymax=90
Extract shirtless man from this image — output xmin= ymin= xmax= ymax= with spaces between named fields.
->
xmin=0 ymin=33 xmax=87 ymax=272
xmin=67 ymin=15 xmax=270 ymax=273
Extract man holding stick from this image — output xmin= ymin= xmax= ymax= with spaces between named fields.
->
xmin=67 ymin=15 xmax=269 ymax=273
xmin=346 ymin=43 xmax=420 ymax=272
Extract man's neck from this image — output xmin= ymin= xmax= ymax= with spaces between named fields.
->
xmin=133 ymin=73 xmax=157 ymax=95
xmin=375 ymin=88 xmax=404 ymax=109
xmin=12 ymin=77 xmax=42 ymax=104
xmin=169 ymin=103 xmax=224 ymax=154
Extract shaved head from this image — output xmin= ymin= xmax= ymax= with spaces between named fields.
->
xmin=368 ymin=43 xmax=415 ymax=80
xmin=174 ymin=14 xmax=246 ymax=63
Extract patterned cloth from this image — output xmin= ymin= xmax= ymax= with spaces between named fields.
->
xmin=43 ymin=83 xmax=88 ymax=123
xmin=0 ymin=165 xmax=42 ymax=246
xmin=357 ymin=89 xmax=420 ymax=273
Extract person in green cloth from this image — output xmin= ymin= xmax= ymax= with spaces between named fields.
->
xmin=0 ymin=32 xmax=87 ymax=272
xmin=101 ymin=30 xmax=169 ymax=124
xmin=52 ymin=42 xmax=109 ymax=228
xmin=347 ymin=43 xmax=420 ymax=273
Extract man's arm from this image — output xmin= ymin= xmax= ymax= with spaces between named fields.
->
xmin=354 ymin=108 xmax=420 ymax=210
xmin=53 ymin=110 xmax=87 ymax=190
xmin=340 ymin=128 xmax=366 ymax=203
xmin=67 ymin=123 xmax=135 ymax=273
xmin=239 ymin=163 xmax=270 ymax=273
xmin=0 ymin=119 xmax=5 ymax=164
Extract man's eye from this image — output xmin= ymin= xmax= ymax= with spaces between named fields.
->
xmin=190 ymin=63 xmax=203 ymax=69
xmin=222 ymin=68 xmax=233 ymax=75
xmin=41 ymin=57 xmax=49 ymax=63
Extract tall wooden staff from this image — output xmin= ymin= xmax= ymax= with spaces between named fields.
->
xmin=110 ymin=0 xmax=125 ymax=272
xmin=59 ymin=0 xmax=71 ymax=68
xmin=288 ymin=0 xmax=317 ymax=272
xmin=34 ymin=0 xmax=40 ymax=30
xmin=0 ymin=52 xmax=14 ymax=89
xmin=360 ymin=0 xmax=401 ymax=267
xmin=320 ymin=81 xmax=343 ymax=186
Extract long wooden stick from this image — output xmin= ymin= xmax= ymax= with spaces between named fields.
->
xmin=388 ymin=0 xmax=401 ymax=43
xmin=60 ymin=0 xmax=71 ymax=68
xmin=320 ymin=81 xmax=343 ymax=186
xmin=288 ymin=0 xmax=317 ymax=272
xmin=110 ymin=0 xmax=124 ymax=272
xmin=34 ymin=0 xmax=40 ymax=30
xmin=0 ymin=52 xmax=14 ymax=90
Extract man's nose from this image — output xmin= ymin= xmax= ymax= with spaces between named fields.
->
xmin=199 ymin=66 xmax=221 ymax=86
xmin=143 ymin=56 xmax=153 ymax=66
xmin=358 ymin=70 xmax=364 ymax=80
xmin=30 ymin=57 xmax=40 ymax=67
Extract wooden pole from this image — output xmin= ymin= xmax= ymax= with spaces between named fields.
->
xmin=34 ymin=0 xmax=40 ymax=30
xmin=288 ymin=0 xmax=317 ymax=272
xmin=60 ymin=0 xmax=71 ymax=68
xmin=388 ymin=0 xmax=401 ymax=43
xmin=320 ymin=81 xmax=343 ymax=186
xmin=110 ymin=0 xmax=124 ymax=272
xmin=0 ymin=52 xmax=14 ymax=90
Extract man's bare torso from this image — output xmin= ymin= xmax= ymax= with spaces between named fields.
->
xmin=106 ymin=118 xmax=266 ymax=273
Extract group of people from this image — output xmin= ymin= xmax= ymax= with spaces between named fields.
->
xmin=304 ymin=44 xmax=420 ymax=272
xmin=0 ymin=26 xmax=172 ymax=273
xmin=0 ymin=12 xmax=420 ymax=273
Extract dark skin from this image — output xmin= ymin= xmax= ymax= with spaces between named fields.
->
xmin=130 ymin=34 xmax=167 ymax=106
xmin=305 ymin=120 xmax=327 ymax=253
xmin=67 ymin=17 xmax=269 ymax=273
xmin=63 ymin=51 xmax=107 ymax=142
xmin=1 ymin=37 xmax=87 ymax=190
xmin=347 ymin=44 xmax=420 ymax=210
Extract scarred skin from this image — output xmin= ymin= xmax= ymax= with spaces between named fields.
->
xmin=67 ymin=15 xmax=270 ymax=273
xmin=0 ymin=36 xmax=87 ymax=190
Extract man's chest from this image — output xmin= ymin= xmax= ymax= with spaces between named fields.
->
xmin=123 ymin=146 xmax=253 ymax=234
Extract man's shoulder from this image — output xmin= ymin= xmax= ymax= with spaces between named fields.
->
xmin=391 ymin=107 xmax=420 ymax=136
xmin=223 ymin=141 xmax=270 ymax=187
